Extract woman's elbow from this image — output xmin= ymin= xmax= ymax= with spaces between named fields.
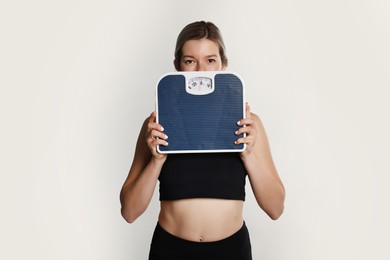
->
xmin=267 ymin=205 xmax=284 ymax=220
xmin=121 ymin=207 xmax=139 ymax=224
xmin=263 ymin=193 xmax=285 ymax=220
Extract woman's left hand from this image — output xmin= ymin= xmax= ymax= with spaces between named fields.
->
xmin=235 ymin=103 xmax=257 ymax=157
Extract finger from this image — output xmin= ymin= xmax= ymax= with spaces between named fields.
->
xmin=148 ymin=111 xmax=156 ymax=124
xmin=149 ymin=135 xmax=169 ymax=153
xmin=235 ymin=125 xmax=255 ymax=136
xmin=235 ymin=135 xmax=255 ymax=145
xmin=147 ymin=122 xmax=164 ymax=133
xmin=245 ymin=102 xmax=251 ymax=119
xmin=234 ymin=136 xmax=246 ymax=145
xmin=237 ymin=118 xmax=254 ymax=127
xmin=151 ymin=138 xmax=169 ymax=148
xmin=150 ymin=129 xmax=168 ymax=141
xmin=147 ymin=111 xmax=164 ymax=130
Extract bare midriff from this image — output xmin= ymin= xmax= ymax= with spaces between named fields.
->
xmin=158 ymin=198 xmax=244 ymax=242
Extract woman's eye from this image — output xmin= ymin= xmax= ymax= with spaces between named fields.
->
xmin=185 ymin=60 xmax=195 ymax=64
xmin=208 ymin=59 xmax=216 ymax=63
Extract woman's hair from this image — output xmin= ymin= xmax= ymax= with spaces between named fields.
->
xmin=174 ymin=21 xmax=228 ymax=69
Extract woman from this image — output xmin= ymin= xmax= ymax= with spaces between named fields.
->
xmin=120 ymin=21 xmax=285 ymax=259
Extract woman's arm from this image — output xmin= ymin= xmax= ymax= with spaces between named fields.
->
xmin=120 ymin=112 xmax=168 ymax=223
xmin=235 ymin=104 xmax=285 ymax=220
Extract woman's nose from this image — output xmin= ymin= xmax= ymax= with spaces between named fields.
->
xmin=197 ymin=62 xmax=206 ymax=71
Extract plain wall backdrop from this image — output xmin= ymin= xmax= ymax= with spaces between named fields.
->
xmin=1 ymin=0 xmax=389 ymax=259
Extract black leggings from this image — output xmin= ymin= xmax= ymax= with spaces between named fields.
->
xmin=148 ymin=222 xmax=252 ymax=260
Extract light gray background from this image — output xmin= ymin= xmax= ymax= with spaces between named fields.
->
xmin=1 ymin=0 xmax=389 ymax=259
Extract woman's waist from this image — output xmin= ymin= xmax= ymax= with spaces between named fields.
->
xmin=159 ymin=198 xmax=244 ymax=242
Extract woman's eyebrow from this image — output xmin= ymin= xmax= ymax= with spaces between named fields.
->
xmin=182 ymin=55 xmax=195 ymax=59
xmin=182 ymin=54 xmax=218 ymax=59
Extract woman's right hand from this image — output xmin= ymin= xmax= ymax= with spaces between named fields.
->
xmin=146 ymin=111 xmax=168 ymax=161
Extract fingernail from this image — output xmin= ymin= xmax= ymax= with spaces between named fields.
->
xmin=237 ymin=121 xmax=241 ymax=126
xmin=161 ymin=126 xmax=164 ymax=131
xmin=235 ymin=131 xmax=238 ymax=135
xmin=165 ymin=135 xmax=168 ymax=139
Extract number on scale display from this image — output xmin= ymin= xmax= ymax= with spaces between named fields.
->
xmin=187 ymin=77 xmax=212 ymax=91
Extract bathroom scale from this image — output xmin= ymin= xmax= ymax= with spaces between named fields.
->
xmin=156 ymin=71 xmax=246 ymax=154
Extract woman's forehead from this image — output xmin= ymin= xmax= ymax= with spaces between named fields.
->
xmin=181 ymin=39 xmax=220 ymax=57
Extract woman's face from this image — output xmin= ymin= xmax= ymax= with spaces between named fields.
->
xmin=176 ymin=38 xmax=226 ymax=71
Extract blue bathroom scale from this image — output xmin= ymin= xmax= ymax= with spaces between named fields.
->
xmin=156 ymin=71 xmax=246 ymax=154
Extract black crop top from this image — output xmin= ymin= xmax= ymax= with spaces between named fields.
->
xmin=158 ymin=153 xmax=247 ymax=201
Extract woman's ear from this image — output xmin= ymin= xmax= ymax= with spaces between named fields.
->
xmin=173 ymin=59 xmax=180 ymax=71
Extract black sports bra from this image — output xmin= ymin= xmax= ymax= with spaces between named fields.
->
xmin=158 ymin=153 xmax=247 ymax=201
